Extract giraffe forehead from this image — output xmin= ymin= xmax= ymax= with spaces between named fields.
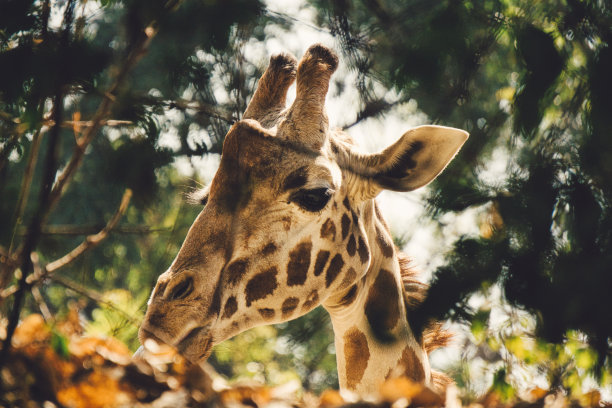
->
xmin=210 ymin=140 xmax=337 ymax=202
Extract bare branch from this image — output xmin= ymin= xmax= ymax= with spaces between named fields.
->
xmin=42 ymin=119 xmax=134 ymax=129
xmin=0 ymin=189 xmax=132 ymax=300
xmin=30 ymin=254 xmax=54 ymax=324
xmin=18 ymin=224 xmax=170 ymax=236
xmin=45 ymin=188 xmax=132 ymax=274
xmin=341 ymin=99 xmax=399 ymax=130
xmin=50 ymin=274 xmax=140 ymax=327
xmin=46 ymin=25 xmax=158 ymax=217
xmin=165 ymin=98 xmax=237 ymax=124
xmin=8 ymin=129 xmax=44 ymax=252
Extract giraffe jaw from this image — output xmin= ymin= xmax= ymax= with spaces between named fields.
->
xmin=175 ymin=323 xmax=214 ymax=363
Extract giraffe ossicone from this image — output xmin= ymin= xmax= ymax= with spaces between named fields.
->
xmin=139 ymin=44 xmax=468 ymax=396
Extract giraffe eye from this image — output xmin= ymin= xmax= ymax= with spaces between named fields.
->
xmin=290 ymin=188 xmax=333 ymax=212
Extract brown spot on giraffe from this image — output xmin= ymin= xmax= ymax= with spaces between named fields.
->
xmin=313 ymin=250 xmax=330 ymax=277
xmin=281 ymin=297 xmax=300 ymax=318
xmin=258 ymin=308 xmax=275 ymax=320
xmin=341 ymin=214 xmax=351 ymax=240
xmin=320 ymin=218 xmax=336 ymax=240
xmin=339 ymin=267 xmax=357 ymax=289
xmin=375 ymin=203 xmax=390 ymax=230
xmin=223 ymin=296 xmax=238 ymax=319
xmin=287 ymin=240 xmax=312 ymax=286
xmin=347 ymin=234 xmax=357 ymax=257
xmin=302 ymin=290 xmax=319 ymax=312
xmin=226 ymin=258 xmax=249 ymax=286
xmin=398 ymin=345 xmax=425 ymax=382
xmin=325 ymin=253 xmax=344 ymax=288
xmin=351 ymin=211 xmax=359 ymax=226
xmin=207 ymin=278 xmax=223 ymax=317
xmin=260 ymin=242 xmax=278 ymax=256
xmin=375 ymin=224 xmax=394 ymax=258
xmin=364 ymin=269 xmax=400 ymax=343
xmin=338 ymin=284 xmax=358 ymax=306
xmin=342 ymin=196 xmax=351 ymax=211
xmin=344 ymin=327 xmax=370 ymax=389
xmin=245 ymin=267 xmax=278 ymax=306
xmin=357 ymin=236 xmax=369 ymax=264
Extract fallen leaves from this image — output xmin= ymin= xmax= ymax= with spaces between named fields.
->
xmin=2 ymin=313 xmax=212 ymax=407
xmin=1 ymin=314 xmax=610 ymax=408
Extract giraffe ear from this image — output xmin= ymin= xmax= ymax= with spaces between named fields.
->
xmin=346 ymin=125 xmax=468 ymax=199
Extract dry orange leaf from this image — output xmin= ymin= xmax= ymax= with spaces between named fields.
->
xmin=318 ymin=389 xmax=344 ymax=407
xmin=57 ymin=370 xmax=129 ymax=408
xmin=526 ymin=387 xmax=548 ymax=402
xmin=580 ymin=390 xmax=601 ymax=408
xmin=12 ymin=314 xmax=49 ymax=347
xmin=379 ymin=377 xmax=443 ymax=407
xmin=220 ymin=385 xmax=272 ymax=407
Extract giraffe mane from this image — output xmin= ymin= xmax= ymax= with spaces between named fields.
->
xmin=398 ymin=252 xmax=453 ymax=354
xmin=397 ymin=252 xmax=454 ymax=389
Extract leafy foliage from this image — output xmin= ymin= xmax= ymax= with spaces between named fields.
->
xmin=4 ymin=313 xmax=605 ymax=407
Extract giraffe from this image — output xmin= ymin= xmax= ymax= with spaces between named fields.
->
xmin=138 ymin=44 xmax=468 ymax=396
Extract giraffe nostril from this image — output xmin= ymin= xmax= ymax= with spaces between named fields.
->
xmin=168 ymin=277 xmax=194 ymax=301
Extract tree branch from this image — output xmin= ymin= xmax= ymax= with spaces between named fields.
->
xmin=341 ymin=98 xmax=400 ymax=130
xmin=50 ymin=274 xmax=140 ymax=328
xmin=8 ymin=129 xmax=44 ymax=252
xmin=165 ymin=98 xmax=237 ymax=124
xmin=46 ymin=25 xmax=158 ymax=220
xmin=18 ymin=224 xmax=170 ymax=236
xmin=46 ymin=188 xmax=132 ymax=273
xmin=0 ymin=189 xmax=132 ymax=301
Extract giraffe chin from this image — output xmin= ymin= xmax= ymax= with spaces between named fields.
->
xmin=176 ymin=325 xmax=214 ymax=363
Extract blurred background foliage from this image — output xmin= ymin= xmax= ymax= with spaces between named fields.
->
xmin=0 ymin=0 xmax=610 ymax=402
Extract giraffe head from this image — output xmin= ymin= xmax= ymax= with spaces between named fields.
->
xmin=138 ymin=44 xmax=468 ymax=364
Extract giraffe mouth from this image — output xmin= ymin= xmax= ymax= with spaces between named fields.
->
xmin=176 ymin=324 xmax=213 ymax=362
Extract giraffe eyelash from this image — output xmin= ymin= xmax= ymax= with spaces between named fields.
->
xmin=289 ymin=187 xmax=333 ymax=212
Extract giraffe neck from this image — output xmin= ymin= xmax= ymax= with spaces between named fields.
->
xmin=323 ymin=202 xmax=431 ymax=395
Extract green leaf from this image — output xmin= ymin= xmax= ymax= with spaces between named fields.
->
xmin=51 ymin=330 xmax=70 ymax=360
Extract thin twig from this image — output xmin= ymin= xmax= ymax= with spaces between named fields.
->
xmin=45 ymin=119 xmax=134 ymax=128
xmin=32 ymin=287 xmax=54 ymax=324
xmin=165 ymin=98 xmax=237 ymax=124
xmin=46 ymin=188 xmax=132 ymax=273
xmin=17 ymin=224 xmax=170 ymax=236
xmin=0 ymin=189 xmax=132 ymax=300
xmin=30 ymin=254 xmax=54 ymax=324
xmin=46 ymin=25 xmax=157 ymax=219
xmin=8 ymin=129 xmax=44 ymax=254
xmin=50 ymin=274 xmax=140 ymax=327
xmin=341 ymin=99 xmax=400 ymax=130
